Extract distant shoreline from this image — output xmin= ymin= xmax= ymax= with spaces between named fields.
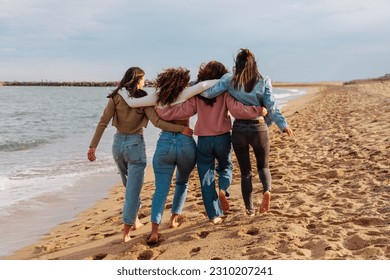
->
xmin=1 ymin=73 xmax=389 ymax=87
xmin=0 ymin=80 xmax=153 ymax=87
xmin=0 ymin=80 xmax=341 ymax=87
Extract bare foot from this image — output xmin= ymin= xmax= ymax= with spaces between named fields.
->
xmin=123 ymin=224 xmax=132 ymax=243
xmin=132 ymin=217 xmax=144 ymax=230
xmin=219 ymin=190 xmax=230 ymax=212
xmin=147 ymin=223 xmax=159 ymax=245
xmin=210 ymin=217 xmax=223 ymax=225
xmin=246 ymin=209 xmax=255 ymax=217
xmin=169 ymin=214 xmax=180 ymax=228
xmin=147 ymin=233 xmax=159 ymax=245
xmin=259 ymin=191 xmax=271 ymax=213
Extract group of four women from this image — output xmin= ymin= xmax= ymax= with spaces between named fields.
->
xmin=87 ymin=48 xmax=294 ymax=245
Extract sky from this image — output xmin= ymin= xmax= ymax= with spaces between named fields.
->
xmin=1 ymin=0 xmax=389 ymax=82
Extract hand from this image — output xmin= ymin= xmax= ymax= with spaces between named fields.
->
xmin=260 ymin=106 xmax=268 ymax=117
xmin=283 ymin=127 xmax=295 ymax=137
xmin=88 ymin=147 xmax=96 ymax=162
xmin=181 ymin=126 xmax=193 ymax=137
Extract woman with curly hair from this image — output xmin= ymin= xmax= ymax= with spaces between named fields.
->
xmin=87 ymin=67 xmax=192 ymax=243
xmin=156 ymin=61 xmax=267 ymax=224
xmin=202 ymin=49 xmax=295 ymax=216
xmin=147 ymin=67 xmax=197 ymax=245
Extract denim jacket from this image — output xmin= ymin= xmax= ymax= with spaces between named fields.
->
xmin=201 ymin=73 xmax=288 ymax=131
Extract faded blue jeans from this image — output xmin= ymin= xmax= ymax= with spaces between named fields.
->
xmin=231 ymin=120 xmax=271 ymax=213
xmin=112 ymin=133 xmax=147 ymax=226
xmin=197 ymin=132 xmax=233 ymax=219
xmin=151 ymin=131 xmax=196 ymax=224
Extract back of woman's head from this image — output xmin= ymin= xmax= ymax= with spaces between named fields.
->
xmin=197 ymin=61 xmax=228 ymax=82
xmin=154 ymin=67 xmax=190 ymax=106
xmin=107 ymin=66 xmax=147 ymax=98
xmin=196 ymin=61 xmax=228 ymax=105
xmin=232 ymin=48 xmax=261 ymax=92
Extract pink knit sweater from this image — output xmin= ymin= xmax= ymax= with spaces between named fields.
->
xmin=157 ymin=92 xmax=263 ymax=136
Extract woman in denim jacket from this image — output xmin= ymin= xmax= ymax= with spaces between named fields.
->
xmin=147 ymin=67 xmax=197 ymax=245
xmin=202 ymin=49 xmax=294 ymax=216
xmin=87 ymin=67 xmax=191 ymax=243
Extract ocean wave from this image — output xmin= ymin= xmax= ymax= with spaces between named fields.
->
xmin=274 ymin=92 xmax=299 ymax=99
xmin=0 ymin=138 xmax=50 ymax=152
xmin=0 ymin=163 xmax=117 ymax=212
xmin=286 ymin=89 xmax=300 ymax=93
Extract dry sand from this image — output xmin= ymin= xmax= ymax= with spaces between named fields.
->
xmin=5 ymin=80 xmax=389 ymax=260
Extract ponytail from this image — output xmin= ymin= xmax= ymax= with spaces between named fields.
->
xmin=232 ymin=48 xmax=261 ymax=92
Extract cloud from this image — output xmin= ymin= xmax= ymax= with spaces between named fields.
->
xmin=0 ymin=0 xmax=389 ymax=82
xmin=0 ymin=0 xmax=121 ymax=38
xmin=287 ymin=0 xmax=390 ymax=26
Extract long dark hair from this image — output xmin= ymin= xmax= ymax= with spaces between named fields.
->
xmin=107 ymin=67 xmax=147 ymax=98
xmin=232 ymin=48 xmax=262 ymax=93
xmin=154 ymin=67 xmax=190 ymax=106
xmin=196 ymin=61 xmax=228 ymax=106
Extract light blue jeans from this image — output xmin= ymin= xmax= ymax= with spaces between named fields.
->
xmin=112 ymin=133 xmax=147 ymax=226
xmin=197 ymin=132 xmax=233 ymax=219
xmin=151 ymin=131 xmax=196 ymax=224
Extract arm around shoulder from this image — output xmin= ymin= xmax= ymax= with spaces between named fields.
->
xmin=225 ymin=93 xmax=262 ymax=119
xmin=156 ymin=97 xmax=197 ymax=121
xmin=170 ymin=80 xmax=219 ymax=106
xmin=200 ymin=73 xmax=232 ymax=99
xmin=119 ymin=90 xmax=158 ymax=108
xmin=143 ymin=106 xmax=186 ymax=133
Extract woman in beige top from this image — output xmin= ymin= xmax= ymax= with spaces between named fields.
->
xmin=87 ymin=67 xmax=191 ymax=242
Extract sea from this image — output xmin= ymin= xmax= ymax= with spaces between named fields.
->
xmin=0 ymin=85 xmax=306 ymax=258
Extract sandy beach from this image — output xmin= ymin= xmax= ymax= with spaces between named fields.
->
xmin=5 ymin=80 xmax=389 ymax=260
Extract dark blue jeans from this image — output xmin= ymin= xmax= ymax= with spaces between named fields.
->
xmin=231 ymin=121 xmax=271 ymax=212
xmin=197 ymin=132 xmax=233 ymax=219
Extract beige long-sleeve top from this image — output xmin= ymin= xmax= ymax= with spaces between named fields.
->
xmin=89 ymin=93 xmax=185 ymax=148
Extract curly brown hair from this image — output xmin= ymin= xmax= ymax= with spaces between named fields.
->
xmin=154 ymin=67 xmax=190 ymax=106
xmin=196 ymin=61 xmax=228 ymax=106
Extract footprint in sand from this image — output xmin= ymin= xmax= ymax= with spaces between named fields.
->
xmin=93 ymin=253 xmax=107 ymax=260
xmin=190 ymin=247 xmax=201 ymax=254
xmin=237 ymin=227 xmax=260 ymax=237
xmin=138 ymin=250 xmax=154 ymax=260
xmin=199 ymin=231 xmax=210 ymax=239
xmin=246 ymin=227 xmax=260 ymax=236
xmin=103 ymin=232 xmax=117 ymax=238
xmin=343 ymin=234 xmax=370 ymax=250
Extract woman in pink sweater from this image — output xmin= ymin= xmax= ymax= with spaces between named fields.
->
xmin=157 ymin=61 xmax=267 ymax=224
